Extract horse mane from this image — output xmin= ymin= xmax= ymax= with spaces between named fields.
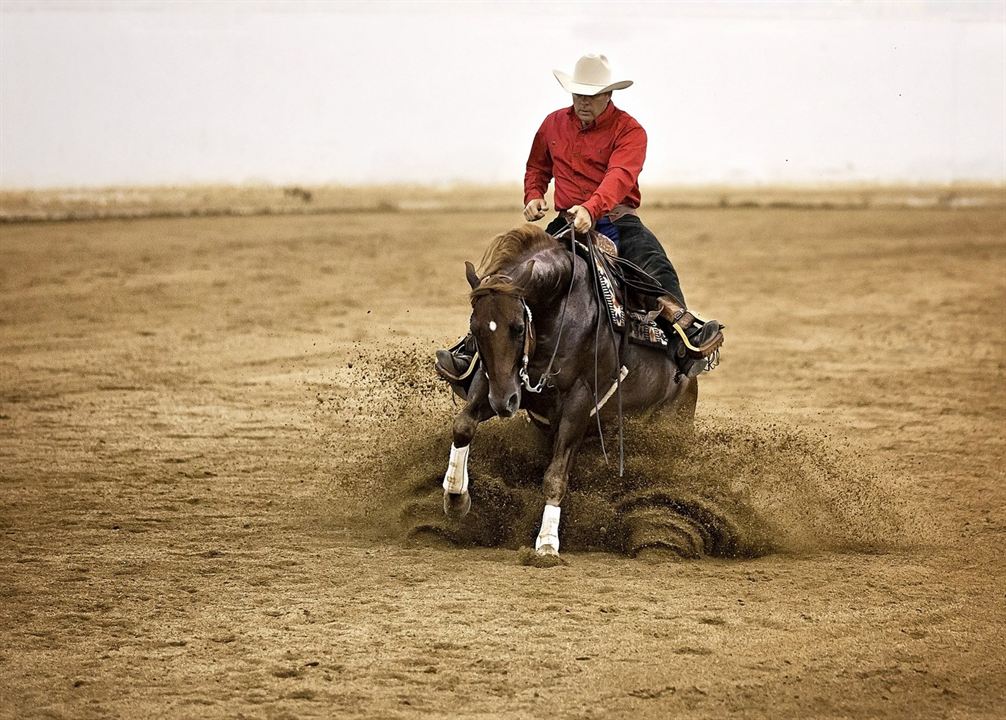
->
xmin=477 ymin=224 xmax=556 ymax=276
xmin=470 ymin=224 xmax=557 ymax=300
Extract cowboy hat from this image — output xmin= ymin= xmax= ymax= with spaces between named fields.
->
xmin=553 ymin=54 xmax=633 ymax=96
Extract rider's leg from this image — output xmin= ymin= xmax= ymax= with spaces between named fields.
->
xmin=613 ymin=215 xmax=687 ymax=305
xmin=613 ymin=215 xmax=723 ymax=377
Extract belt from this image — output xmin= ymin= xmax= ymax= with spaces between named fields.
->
xmin=606 ymin=204 xmax=639 ymax=221
xmin=557 ymin=203 xmax=639 ymax=221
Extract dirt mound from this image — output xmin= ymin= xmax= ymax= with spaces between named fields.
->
xmin=336 ymin=352 xmax=923 ymax=559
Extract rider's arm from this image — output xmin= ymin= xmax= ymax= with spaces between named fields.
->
xmin=524 ymin=118 xmax=554 ymax=205
xmin=581 ymin=122 xmax=646 ymax=221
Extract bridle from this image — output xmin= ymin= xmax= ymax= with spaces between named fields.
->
xmin=471 ymin=221 xmax=578 ymax=396
xmin=472 ymin=284 xmax=545 ymax=393
xmin=517 ymin=299 xmax=545 ymax=392
xmin=474 ymin=219 xmax=627 ymax=474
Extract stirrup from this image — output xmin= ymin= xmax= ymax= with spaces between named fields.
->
xmin=673 ymin=320 xmax=723 ymax=377
xmin=681 ymin=347 xmax=721 ymax=377
xmin=671 ymin=319 xmax=724 ymax=360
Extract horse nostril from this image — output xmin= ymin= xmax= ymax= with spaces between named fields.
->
xmin=489 ymin=390 xmax=520 ymax=417
xmin=506 ymin=392 xmax=519 ymax=413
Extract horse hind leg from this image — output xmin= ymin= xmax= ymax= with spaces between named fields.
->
xmin=660 ymin=375 xmax=698 ymax=440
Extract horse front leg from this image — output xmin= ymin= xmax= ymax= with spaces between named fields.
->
xmin=535 ymin=381 xmax=594 ymax=556
xmin=443 ymin=371 xmax=493 ymax=518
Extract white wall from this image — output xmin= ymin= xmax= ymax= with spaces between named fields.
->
xmin=1 ymin=0 xmax=1003 ymax=188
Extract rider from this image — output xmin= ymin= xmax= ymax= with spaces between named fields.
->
xmin=437 ymin=53 xmax=723 ymax=381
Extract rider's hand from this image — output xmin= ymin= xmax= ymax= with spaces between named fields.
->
xmin=568 ymin=205 xmax=593 ymax=233
xmin=523 ymin=198 xmax=549 ymax=221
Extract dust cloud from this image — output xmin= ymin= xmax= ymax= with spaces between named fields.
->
xmin=336 ymin=349 xmax=924 ymax=559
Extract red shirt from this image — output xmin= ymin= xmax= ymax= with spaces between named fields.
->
xmin=523 ymin=101 xmax=646 ymax=221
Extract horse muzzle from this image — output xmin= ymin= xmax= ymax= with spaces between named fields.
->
xmin=489 ymin=386 xmax=521 ymax=418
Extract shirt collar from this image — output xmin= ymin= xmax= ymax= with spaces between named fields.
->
xmin=594 ymin=100 xmax=617 ymax=129
xmin=567 ymin=99 xmax=618 ymax=131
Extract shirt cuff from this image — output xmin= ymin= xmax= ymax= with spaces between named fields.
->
xmin=582 ymin=199 xmax=603 ymax=220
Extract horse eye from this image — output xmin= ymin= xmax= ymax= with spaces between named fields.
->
xmin=511 ymin=323 xmax=525 ymax=337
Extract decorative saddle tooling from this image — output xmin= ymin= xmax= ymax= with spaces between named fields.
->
xmin=585 ymin=229 xmax=723 ymax=376
xmin=572 ymin=236 xmax=671 ymax=351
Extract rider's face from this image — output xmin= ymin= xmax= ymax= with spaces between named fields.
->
xmin=572 ymin=92 xmax=611 ymax=125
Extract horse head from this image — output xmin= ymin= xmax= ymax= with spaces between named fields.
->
xmin=466 ymin=259 xmax=535 ymax=418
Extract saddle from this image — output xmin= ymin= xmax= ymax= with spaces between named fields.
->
xmin=573 ymin=231 xmax=670 ymax=351
xmin=434 ymin=228 xmax=720 ymax=394
xmin=576 ymin=230 xmax=722 ymax=377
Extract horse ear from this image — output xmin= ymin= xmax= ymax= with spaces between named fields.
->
xmin=511 ymin=259 xmax=536 ymax=290
xmin=465 ymin=261 xmax=480 ymax=289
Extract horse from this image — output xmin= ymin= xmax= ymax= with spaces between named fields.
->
xmin=440 ymin=223 xmax=698 ymax=559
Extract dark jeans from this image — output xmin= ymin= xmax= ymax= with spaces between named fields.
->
xmin=545 ymin=214 xmax=686 ymax=305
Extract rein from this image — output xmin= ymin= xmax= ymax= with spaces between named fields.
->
xmin=552 ymin=219 xmax=626 ymax=475
xmin=476 ymin=218 xmax=628 ymax=476
xmin=584 ymin=227 xmax=626 ymax=476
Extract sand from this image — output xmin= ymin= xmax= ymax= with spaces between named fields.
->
xmin=1 ymin=203 xmax=1004 ymax=718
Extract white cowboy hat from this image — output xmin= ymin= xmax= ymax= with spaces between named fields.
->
xmin=553 ymin=53 xmax=633 ymax=96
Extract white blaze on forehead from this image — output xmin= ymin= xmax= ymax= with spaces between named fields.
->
xmin=488 ymin=321 xmax=497 ymax=332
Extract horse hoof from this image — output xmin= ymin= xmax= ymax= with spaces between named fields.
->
xmin=443 ymin=491 xmax=471 ymax=518
xmin=518 ymin=545 xmax=563 ymax=567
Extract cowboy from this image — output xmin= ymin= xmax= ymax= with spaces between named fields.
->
xmin=437 ymin=53 xmax=723 ymax=382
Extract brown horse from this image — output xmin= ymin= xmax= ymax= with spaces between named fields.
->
xmin=441 ymin=224 xmax=697 ymax=558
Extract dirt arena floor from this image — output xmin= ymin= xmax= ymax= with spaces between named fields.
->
xmin=1 ymin=203 xmax=1004 ymax=718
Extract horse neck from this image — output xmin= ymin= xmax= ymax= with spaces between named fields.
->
xmin=515 ymin=246 xmax=576 ymax=308
xmin=516 ymin=247 xmax=593 ymax=338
